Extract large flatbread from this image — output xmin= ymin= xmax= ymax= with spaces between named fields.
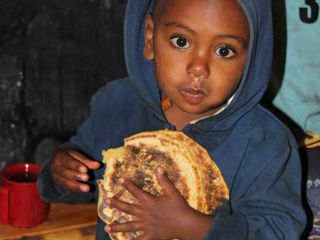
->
xmin=97 ymin=130 xmax=229 ymax=240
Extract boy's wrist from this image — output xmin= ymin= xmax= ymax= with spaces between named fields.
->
xmin=177 ymin=209 xmax=213 ymax=240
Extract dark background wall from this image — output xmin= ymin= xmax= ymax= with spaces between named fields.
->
xmin=0 ymin=0 xmax=128 ymax=168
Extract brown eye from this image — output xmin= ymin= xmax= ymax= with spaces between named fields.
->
xmin=215 ymin=45 xmax=236 ymax=58
xmin=170 ymin=36 xmax=190 ymax=49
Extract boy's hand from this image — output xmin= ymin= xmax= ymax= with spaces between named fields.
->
xmin=50 ymin=148 xmax=100 ymax=192
xmin=104 ymin=167 xmax=213 ymax=240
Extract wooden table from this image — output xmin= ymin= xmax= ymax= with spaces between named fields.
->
xmin=0 ymin=203 xmax=97 ymax=240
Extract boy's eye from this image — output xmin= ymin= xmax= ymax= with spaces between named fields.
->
xmin=215 ymin=45 xmax=236 ymax=58
xmin=170 ymin=36 xmax=190 ymax=49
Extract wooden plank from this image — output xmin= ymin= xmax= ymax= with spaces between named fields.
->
xmin=4 ymin=225 xmax=96 ymax=240
xmin=0 ymin=203 xmax=97 ymax=239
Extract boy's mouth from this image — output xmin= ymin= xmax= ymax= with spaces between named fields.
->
xmin=180 ymin=87 xmax=207 ymax=104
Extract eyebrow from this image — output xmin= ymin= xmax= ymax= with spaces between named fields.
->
xmin=164 ymin=22 xmax=196 ymax=34
xmin=216 ymin=34 xmax=249 ymax=47
xmin=164 ymin=22 xmax=248 ymax=47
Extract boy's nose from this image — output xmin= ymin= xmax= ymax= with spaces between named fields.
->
xmin=187 ymin=57 xmax=210 ymax=79
xmin=187 ymin=55 xmax=210 ymax=89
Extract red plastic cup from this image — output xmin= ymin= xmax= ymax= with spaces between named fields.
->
xmin=0 ymin=163 xmax=50 ymax=228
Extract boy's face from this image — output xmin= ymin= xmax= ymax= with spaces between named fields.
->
xmin=144 ymin=0 xmax=250 ymax=116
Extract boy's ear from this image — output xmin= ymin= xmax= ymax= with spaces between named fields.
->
xmin=143 ymin=14 xmax=154 ymax=60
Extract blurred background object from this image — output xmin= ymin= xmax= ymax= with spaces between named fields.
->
xmin=264 ymin=1 xmax=320 ymax=239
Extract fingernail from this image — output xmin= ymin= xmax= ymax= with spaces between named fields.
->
xmin=157 ymin=167 xmax=164 ymax=174
xmin=79 ymin=166 xmax=87 ymax=173
xmin=80 ymin=174 xmax=88 ymax=181
xmin=81 ymin=185 xmax=89 ymax=192
xmin=93 ymin=163 xmax=100 ymax=169
xmin=105 ymin=225 xmax=111 ymax=232
xmin=119 ymin=178 xmax=125 ymax=184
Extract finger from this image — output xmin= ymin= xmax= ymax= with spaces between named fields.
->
xmin=137 ymin=232 xmax=149 ymax=240
xmin=67 ymin=150 xmax=100 ymax=171
xmin=55 ymin=175 xmax=90 ymax=192
xmin=52 ymin=156 xmax=90 ymax=183
xmin=62 ymin=156 xmax=88 ymax=172
xmin=156 ymin=167 xmax=180 ymax=197
xmin=105 ymin=221 xmax=143 ymax=233
xmin=120 ymin=178 xmax=150 ymax=202
xmin=53 ymin=150 xmax=90 ymax=174
xmin=106 ymin=197 xmax=141 ymax=217
xmin=59 ymin=167 xmax=90 ymax=182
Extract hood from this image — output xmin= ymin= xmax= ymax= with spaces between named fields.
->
xmin=124 ymin=0 xmax=273 ymax=131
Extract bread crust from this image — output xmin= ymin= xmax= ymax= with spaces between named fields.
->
xmin=97 ymin=130 xmax=229 ymax=240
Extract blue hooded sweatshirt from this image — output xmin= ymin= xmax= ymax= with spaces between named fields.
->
xmin=38 ymin=0 xmax=307 ymax=239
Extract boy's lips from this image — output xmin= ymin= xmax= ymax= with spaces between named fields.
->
xmin=180 ymin=87 xmax=207 ymax=104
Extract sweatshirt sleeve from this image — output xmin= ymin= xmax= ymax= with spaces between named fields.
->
xmin=205 ymin=145 xmax=306 ymax=240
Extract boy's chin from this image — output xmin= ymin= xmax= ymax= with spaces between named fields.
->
xmin=181 ymin=105 xmax=218 ymax=117
xmin=180 ymin=103 xmax=228 ymax=118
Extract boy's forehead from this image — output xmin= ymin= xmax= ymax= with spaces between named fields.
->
xmin=153 ymin=0 xmax=244 ymax=18
xmin=153 ymin=0 xmax=248 ymax=32
xmin=152 ymin=0 xmax=168 ymax=20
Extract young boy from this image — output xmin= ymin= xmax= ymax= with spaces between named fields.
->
xmin=38 ymin=0 xmax=307 ymax=239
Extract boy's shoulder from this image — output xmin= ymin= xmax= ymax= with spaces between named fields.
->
xmin=95 ymin=77 xmax=134 ymax=97
xmin=239 ymin=104 xmax=298 ymax=148
xmin=92 ymin=77 xmax=139 ymax=104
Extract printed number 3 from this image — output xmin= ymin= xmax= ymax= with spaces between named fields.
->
xmin=300 ymin=0 xmax=319 ymax=23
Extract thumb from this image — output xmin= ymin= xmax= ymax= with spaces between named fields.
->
xmin=156 ymin=167 xmax=180 ymax=197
